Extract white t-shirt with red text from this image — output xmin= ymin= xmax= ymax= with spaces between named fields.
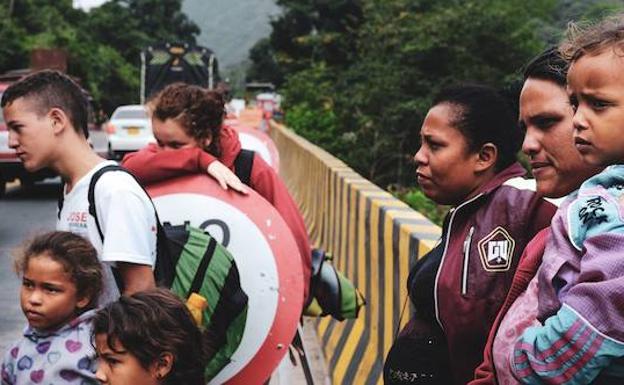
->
xmin=57 ymin=161 xmax=157 ymax=305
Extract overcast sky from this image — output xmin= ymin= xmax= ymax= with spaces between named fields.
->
xmin=71 ymin=0 xmax=279 ymax=69
xmin=73 ymin=0 xmax=108 ymax=11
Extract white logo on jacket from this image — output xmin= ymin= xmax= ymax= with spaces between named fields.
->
xmin=478 ymin=226 xmax=515 ymax=272
xmin=487 ymin=240 xmax=509 ymax=263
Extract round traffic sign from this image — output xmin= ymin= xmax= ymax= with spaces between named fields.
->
xmin=146 ymin=174 xmax=303 ymax=384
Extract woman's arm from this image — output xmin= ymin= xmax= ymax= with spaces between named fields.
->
xmin=122 ymin=144 xmax=246 ymax=192
xmin=122 ymin=144 xmax=217 ymax=184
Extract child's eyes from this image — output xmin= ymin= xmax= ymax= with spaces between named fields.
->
xmin=22 ymin=280 xmax=34 ymax=289
xmin=103 ymin=357 xmax=120 ymax=367
xmin=41 ymin=284 xmax=62 ymax=293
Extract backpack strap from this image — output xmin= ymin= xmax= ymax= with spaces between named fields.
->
xmin=57 ymin=182 xmax=65 ymax=220
xmin=87 ymin=164 xmax=175 ymax=287
xmin=187 ymin=236 xmax=218 ymax=298
xmin=87 ymin=165 xmax=128 ymax=241
xmin=233 ymin=149 xmax=255 ymax=186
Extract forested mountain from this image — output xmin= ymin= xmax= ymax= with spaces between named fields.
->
xmin=248 ymin=0 xmax=624 ymax=195
xmin=183 ymin=0 xmax=280 ymax=70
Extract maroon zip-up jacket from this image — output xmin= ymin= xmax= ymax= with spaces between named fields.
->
xmin=433 ymin=162 xmax=556 ymax=385
xmin=469 ymin=227 xmax=550 ymax=385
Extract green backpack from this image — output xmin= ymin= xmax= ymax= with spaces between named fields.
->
xmin=82 ymin=165 xmax=248 ymax=381
xmin=305 ymin=248 xmax=366 ymax=320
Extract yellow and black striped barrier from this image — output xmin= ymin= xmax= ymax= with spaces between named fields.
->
xmin=270 ymin=122 xmax=441 ymax=385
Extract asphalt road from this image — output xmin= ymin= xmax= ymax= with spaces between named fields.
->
xmin=0 ymin=132 xmax=108 ymax=354
xmin=0 ymin=180 xmax=59 ymax=354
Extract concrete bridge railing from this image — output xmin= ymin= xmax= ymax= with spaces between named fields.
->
xmin=270 ymin=121 xmax=442 ymax=385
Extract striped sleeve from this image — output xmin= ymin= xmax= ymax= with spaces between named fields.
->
xmin=511 ymin=305 xmax=624 ymax=385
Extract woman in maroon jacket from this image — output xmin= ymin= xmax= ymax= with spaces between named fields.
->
xmin=121 ymin=83 xmax=312 ymax=302
xmin=469 ymin=48 xmax=603 ymax=385
xmin=383 ymin=84 xmax=557 ymax=385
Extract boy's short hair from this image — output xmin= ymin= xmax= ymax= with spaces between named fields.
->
xmin=1 ymin=70 xmax=89 ymax=137
xmin=560 ymin=14 xmax=624 ymax=62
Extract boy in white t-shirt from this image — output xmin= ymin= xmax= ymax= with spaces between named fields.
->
xmin=2 ymin=70 xmax=157 ymax=305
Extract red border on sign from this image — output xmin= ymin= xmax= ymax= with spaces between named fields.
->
xmin=227 ymin=122 xmax=280 ymax=172
xmin=147 ymin=174 xmax=304 ymax=384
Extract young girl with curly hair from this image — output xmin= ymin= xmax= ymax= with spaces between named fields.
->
xmin=1 ymin=231 xmax=103 ymax=385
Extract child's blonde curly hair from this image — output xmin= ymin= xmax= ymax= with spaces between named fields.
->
xmin=560 ymin=14 xmax=624 ymax=62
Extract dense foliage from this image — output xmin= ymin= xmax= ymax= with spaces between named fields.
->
xmin=0 ymin=0 xmax=199 ymax=113
xmin=248 ymin=0 xmax=623 ymax=224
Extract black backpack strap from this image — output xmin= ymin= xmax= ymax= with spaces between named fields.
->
xmin=233 ymin=149 xmax=255 ymax=186
xmin=57 ymin=182 xmax=65 ymax=220
xmin=187 ymin=236 xmax=218 ymax=297
xmin=87 ymin=164 xmax=175 ymax=287
xmin=87 ymin=165 xmax=128 ymax=241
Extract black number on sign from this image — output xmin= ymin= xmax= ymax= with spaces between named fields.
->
xmin=199 ymin=219 xmax=231 ymax=247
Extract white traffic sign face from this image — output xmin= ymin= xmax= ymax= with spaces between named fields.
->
xmin=227 ymin=122 xmax=280 ymax=172
xmin=238 ymin=132 xmax=274 ymax=168
xmin=147 ymin=174 xmax=303 ymax=384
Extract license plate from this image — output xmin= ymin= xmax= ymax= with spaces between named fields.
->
xmin=126 ymin=127 xmax=140 ymax=135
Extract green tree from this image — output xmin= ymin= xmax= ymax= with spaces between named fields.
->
xmin=335 ymin=0 xmax=558 ymax=186
xmin=246 ymin=37 xmax=283 ymax=85
xmin=258 ymin=0 xmax=624 ymax=222
xmin=248 ymin=0 xmax=363 ymax=86
xmin=0 ymin=5 xmax=28 ymax=70
xmin=0 ymin=0 xmax=200 ymax=113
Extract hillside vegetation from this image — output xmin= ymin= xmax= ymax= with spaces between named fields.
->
xmin=248 ymin=0 xmax=623 ymax=224
xmin=0 ymin=0 xmax=199 ymax=113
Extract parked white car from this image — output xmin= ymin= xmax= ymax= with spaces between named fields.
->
xmin=106 ymin=104 xmax=154 ymax=159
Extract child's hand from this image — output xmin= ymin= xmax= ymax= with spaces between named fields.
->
xmin=207 ymin=161 xmax=248 ymax=194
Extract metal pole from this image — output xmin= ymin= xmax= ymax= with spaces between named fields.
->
xmin=208 ymin=54 xmax=214 ymax=90
xmin=140 ymin=50 xmax=146 ymax=104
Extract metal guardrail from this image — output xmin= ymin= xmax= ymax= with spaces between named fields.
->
xmin=270 ymin=121 xmax=441 ymax=385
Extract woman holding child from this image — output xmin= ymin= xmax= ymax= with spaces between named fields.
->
xmin=470 ymin=47 xmax=603 ymax=385
xmin=384 ymin=85 xmax=557 ymax=385
xmin=472 ymin=16 xmax=624 ymax=383
xmin=501 ymin=16 xmax=624 ymax=384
